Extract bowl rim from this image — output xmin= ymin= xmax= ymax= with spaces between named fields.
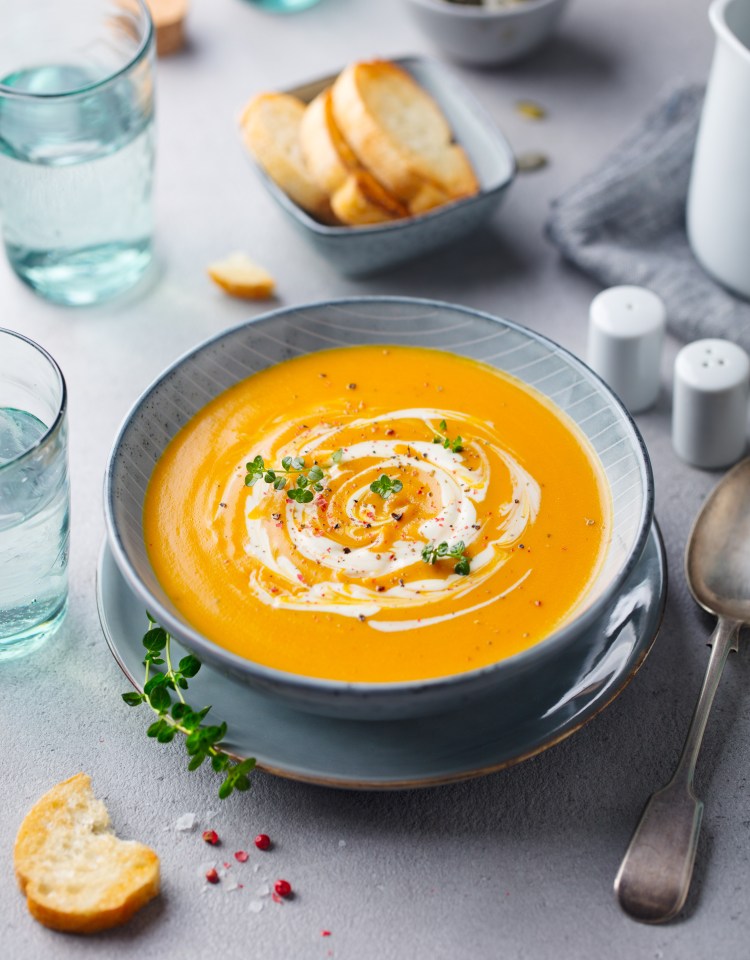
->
xmin=246 ymin=55 xmax=517 ymax=238
xmin=104 ymin=295 xmax=655 ymax=700
xmin=405 ymin=0 xmax=566 ymax=19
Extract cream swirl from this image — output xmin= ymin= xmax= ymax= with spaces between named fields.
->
xmin=236 ymin=408 xmax=540 ymax=630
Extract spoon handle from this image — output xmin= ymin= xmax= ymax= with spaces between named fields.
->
xmin=614 ymin=616 xmax=740 ymax=923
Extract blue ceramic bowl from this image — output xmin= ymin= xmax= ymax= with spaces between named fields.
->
xmin=245 ymin=57 xmax=516 ymax=276
xmin=104 ymin=298 xmax=654 ymax=720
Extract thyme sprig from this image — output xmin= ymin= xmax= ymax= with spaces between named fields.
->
xmin=121 ymin=615 xmax=255 ymax=799
xmin=421 ymin=540 xmax=471 ymax=576
xmin=433 ymin=419 xmax=463 ymax=453
xmin=245 ymin=449 xmax=343 ymax=504
xmin=370 ymin=474 xmax=403 ymax=500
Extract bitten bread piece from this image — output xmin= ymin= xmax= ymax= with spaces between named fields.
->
xmin=208 ymin=252 xmax=276 ymax=299
xmin=331 ymin=61 xmax=479 ymax=213
xmin=240 ymin=93 xmax=337 ymax=223
xmin=14 ymin=773 xmax=160 ymax=934
xmin=331 ymin=171 xmax=408 ymax=226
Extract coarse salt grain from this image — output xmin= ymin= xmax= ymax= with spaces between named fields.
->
xmin=175 ymin=812 xmax=197 ymax=832
xmin=249 ymin=900 xmax=264 ymax=914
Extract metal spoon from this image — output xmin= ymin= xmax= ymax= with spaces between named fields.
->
xmin=614 ymin=457 xmax=750 ymax=923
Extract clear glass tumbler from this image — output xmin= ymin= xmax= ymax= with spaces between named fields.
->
xmin=0 ymin=1 xmax=155 ymax=306
xmin=0 ymin=329 xmax=69 ymax=659
xmin=245 ymin=0 xmax=322 ymax=12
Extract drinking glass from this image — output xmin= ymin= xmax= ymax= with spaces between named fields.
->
xmin=0 ymin=329 xmax=69 ymax=659
xmin=245 ymin=0 xmax=322 ymax=12
xmin=0 ymin=0 xmax=155 ymax=306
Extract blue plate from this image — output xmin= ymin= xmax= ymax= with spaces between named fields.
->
xmin=97 ymin=523 xmax=666 ymax=790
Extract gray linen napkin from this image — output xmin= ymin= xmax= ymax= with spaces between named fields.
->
xmin=546 ymin=85 xmax=750 ymax=351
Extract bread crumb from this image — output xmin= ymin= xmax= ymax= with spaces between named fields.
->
xmin=208 ymin=252 xmax=276 ymax=300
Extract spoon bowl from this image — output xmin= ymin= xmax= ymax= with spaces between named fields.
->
xmin=687 ymin=457 xmax=750 ymax=621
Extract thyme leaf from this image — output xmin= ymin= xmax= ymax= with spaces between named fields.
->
xmin=421 ymin=540 xmax=471 ymax=576
xmin=370 ymin=474 xmax=403 ymax=500
xmin=432 ymin=419 xmax=463 ymax=453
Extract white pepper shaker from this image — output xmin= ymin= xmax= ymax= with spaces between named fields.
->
xmin=672 ymin=339 xmax=750 ymax=468
xmin=587 ymin=286 xmax=666 ymax=413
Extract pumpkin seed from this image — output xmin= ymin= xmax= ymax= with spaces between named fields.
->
xmin=516 ymin=151 xmax=549 ymax=173
xmin=516 ymin=100 xmax=547 ymax=121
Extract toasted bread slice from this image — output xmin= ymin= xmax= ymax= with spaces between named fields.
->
xmin=240 ymin=93 xmax=337 ymax=223
xmin=331 ymin=61 xmax=479 ymax=205
xmin=331 ymin=171 xmax=409 ymax=226
xmin=299 ymin=88 xmax=359 ymax=195
xmin=15 ymin=773 xmax=160 ymax=934
xmin=208 ymin=252 xmax=276 ymax=299
xmin=301 ymin=87 xmax=414 ymax=224
xmin=407 ymin=180 xmax=453 ymax=216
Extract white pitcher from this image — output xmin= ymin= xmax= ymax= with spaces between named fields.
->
xmin=687 ymin=0 xmax=750 ymax=300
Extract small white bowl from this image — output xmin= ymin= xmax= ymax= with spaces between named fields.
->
xmin=404 ymin=0 xmax=570 ymax=66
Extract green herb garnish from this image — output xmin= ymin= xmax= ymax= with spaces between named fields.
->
xmin=370 ymin=474 xmax=403 ymax=500
xmin=122 ymin=615 xmax=255 ymax=799
xmin=245 ymin=449 xmax=342 ymax=504
xmin=421 ymin=540 xmax=471 ymax=576
xmin=432 ymin=419 xmax=463 ymax=453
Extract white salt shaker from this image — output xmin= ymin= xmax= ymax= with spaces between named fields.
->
xmin=587 ymin=286 xmax=666 ymax=414
xmin=672 ymin=339 xmax=750 ymax=468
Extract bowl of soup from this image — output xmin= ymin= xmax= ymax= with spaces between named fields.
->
xmin=104 ymin=298 xmax=653 ymax=719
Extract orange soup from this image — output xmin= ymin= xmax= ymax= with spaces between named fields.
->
xmin=144 ymin=346 xmax=610 ymax=682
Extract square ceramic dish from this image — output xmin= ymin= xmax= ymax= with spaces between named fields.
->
xmin=104 ymin=297 xmax=654 ymax=721
xmin=244 ymin=57 xmax=516 ymax=276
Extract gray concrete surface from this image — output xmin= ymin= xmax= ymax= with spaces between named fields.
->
xmin=3 ymin=1 xmax=748 ymax=958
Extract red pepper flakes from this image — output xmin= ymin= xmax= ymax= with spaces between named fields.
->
xmin=322 ymin=931 xmax=332 ymax=937
xmin=205 ymin=868 xmax=220 ymax=884
xmin=254 ymin=833 xmax=271 ymax=850
xmin=274 ymin=879 xmax=292 ymax=897
xmin=202 ymin=830 xmax=219 ymax=845
xmin=234 ymin=850 xmax=249 ymax=862
xmin=223 ymin=861 xmax=232 ymax=869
